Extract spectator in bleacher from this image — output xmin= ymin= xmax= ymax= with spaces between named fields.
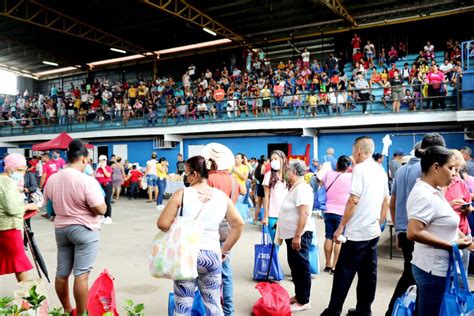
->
xmin=424 ymin=40 xmax=435 ymax=61
xmin=390 ymin=70 xmax=404 ymax=112
xmin=378 ymin=48 xmax=387 ymax=67
xmin=388 ymin=63 xmax=399 ymax=79
xmin=364 ymin=40 xmax=376 ymax=64
xmin=351 ymin=34 xmax=361 ymax=56
xmin=460 ymin=146 xmax=474 ymax=176
xmin=352 ymin=49 xmax=363 ymax=64
xmin=388 ymin=46 xmax=398 ymax=64
xmin=397 ymin=42 xmax=407 ymax=61
xmin=411 ymin=71 xmax=423 ymax=110
xmin=369 ymin=67 xmax=381 ymax=88
xmin=401 ymin=63 xmax=410 ymax=82
xmin=426 ymin=64 xmax=446 ymax=110
xmin=354 ymin=72 xmax=371 ymax=114
xmin=440 ymin=59 xmax=454 ymax=81
xmin=302 ymin=48 xmax=310 ymax=68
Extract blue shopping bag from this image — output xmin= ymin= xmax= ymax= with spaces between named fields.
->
xmin=168 ymin=289 xmax=206 ymax=316
xmin=236 ymin=202 xmax=249 ymax=222
xmin=391 ymin=285 xmax=416 ymax=316
xmin=439 ymin=243 xmax=474 ymax=316
xmin=309 ymin=233 xmax=320 ymax=275
xmin=253 ymin=225 xmax=284 ymax=281
xmin=314 ymin=186 xmax=327 ymax=212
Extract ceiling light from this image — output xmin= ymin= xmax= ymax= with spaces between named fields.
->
xmin=35 ymin=66 xmax=77 ymax=76
xmin=87 ymin=54 xmax=145 ymax=67
xmin=110 ymin=47 xmax=127 ymax=54
xmin=42 ymin=61 xmax=59 ymax=66
xmin=202 ymin=28 xmax=217 ymax=36
xmin=155 ymin=39 xmax=231 ymax=55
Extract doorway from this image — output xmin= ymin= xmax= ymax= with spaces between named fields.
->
xmin=267 ymin=143 xmax=288 ymax=157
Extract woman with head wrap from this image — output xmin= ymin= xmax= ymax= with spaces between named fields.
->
xmin=0 ymin=153 xmax=38 ymax=282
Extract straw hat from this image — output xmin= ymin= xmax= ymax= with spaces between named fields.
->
xmin=200 ymin=143 xmax=234 ymax=171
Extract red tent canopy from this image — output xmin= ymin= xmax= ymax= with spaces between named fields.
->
xmin=32 ymin=132 xmax=94 ymax=151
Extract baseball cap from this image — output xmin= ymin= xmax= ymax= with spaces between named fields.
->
xmin=98 ymin=155 xmax=107 ymax=161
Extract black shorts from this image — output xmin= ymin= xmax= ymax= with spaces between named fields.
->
xmin=256 ymin=184 xmax=265 ymax=197
xmin=262 ymin=99 xmax=271 ymax=109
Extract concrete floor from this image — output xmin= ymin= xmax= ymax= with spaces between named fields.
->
xmin=1 ymin=198 xmax=471 ymax=315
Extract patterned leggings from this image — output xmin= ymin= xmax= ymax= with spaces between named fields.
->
xmin=174 ymin=250 xmax=223 ymax=316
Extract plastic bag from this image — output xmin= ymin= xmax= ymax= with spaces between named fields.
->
xmin=252 ymin=282 xmax=291 ymax=316
xmin=253 ymin=225 xmax=284 ymax=281
xmin=309 ymin=233 xmax=320 ymax=275
xmin=141 ymin=176 xmax=148 ymax=190
xmin=391 ymin=285 xmax=416 ymax=316
xmin=439 ymin=243 xmax=474 ymax=316
xmin=86 ymin=269 xmax=119 ymax=316
xmin=149 ymin=216 xmax=203 ymax=280
xmin=168 ymin=289 xmax=206 ymax=316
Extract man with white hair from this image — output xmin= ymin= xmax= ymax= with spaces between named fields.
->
xmin=323 ymin=147 xmax=337 ymax=171
xmin=322 ymin=136 xmax=389 ymax=316
xmin=200 ymin=143 xmax=240 ymax=316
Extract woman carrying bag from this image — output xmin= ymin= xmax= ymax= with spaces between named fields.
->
xmin=157 ymin=156 xmax=244 ymax=316
xmin=407 ymin=146 xmax=472 ymax=316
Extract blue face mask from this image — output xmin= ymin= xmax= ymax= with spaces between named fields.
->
xmin=9 ymin=171 xmax=23 ymax=182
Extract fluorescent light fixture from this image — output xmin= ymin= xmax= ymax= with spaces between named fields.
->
xmin=87 ymin=54 xmax=145 ymax=67
xmin=35 ymin=66 xmax=77 ymax=76
xmin=110 ymin=47 xmax=127 ymax=54
xmin=202 ymin=27 xmax=217 ymax=36
xmin=155 ymin=38 xmax=231 ymax=55
xmin=42 ymin=61 xmax=59 ymax=66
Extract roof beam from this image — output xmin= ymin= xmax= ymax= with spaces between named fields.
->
xmin=0 ymin=0 xmax=148 ymax=54
xmin=143 ymin=0 xmax=246 ymax=44
xmin=320 ymin=0 xmax=357 ymax=27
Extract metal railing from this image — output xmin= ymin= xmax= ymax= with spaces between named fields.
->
xmin=462 ymin=40 xmax=474 ymax=73
xmin=0 ymin=82 xmax=461 ymax=137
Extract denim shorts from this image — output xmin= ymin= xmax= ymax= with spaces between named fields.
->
xmin=146 ymin=174 xmax=158 ymax=187
xmin=323 ymin=212 xmax=342 ymax=240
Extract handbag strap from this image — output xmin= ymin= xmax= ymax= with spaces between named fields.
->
xmin=452 ymin=242 xmax=470 ymax=292
xmin=326 ymin=172 xmax=343 ymax=192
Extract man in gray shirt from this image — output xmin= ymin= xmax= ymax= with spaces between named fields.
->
xmin=354 ymin=72 xmax=370 ymax=114
xmin=388 ymin=149 xmax=404 ymax=180
xmin=461 ymin=146 xmax=474 ymax=176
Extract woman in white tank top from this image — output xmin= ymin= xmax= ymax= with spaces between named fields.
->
xmin=158 ymin=156 xmax=244 ymax=316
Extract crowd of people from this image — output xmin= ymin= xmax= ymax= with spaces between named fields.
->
xmin=1 ymin=132 xmax=474 ymax=315
xmin=0 ymin=37 xmax=466 ymax=131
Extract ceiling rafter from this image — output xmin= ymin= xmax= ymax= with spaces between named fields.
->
xmin=320 ymin=0 xmax=357 ymax=27
xmin=143 ymin=0 xmax=246 ymax=44
xmin=0 ymin=0 xmax=148 ymax=54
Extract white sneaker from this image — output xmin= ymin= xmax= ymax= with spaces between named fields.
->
xmin=290 ymin=302 xmax=311 ymax=312
xmin=102 ymin=217 xmax=112 ymax=225
xmin=156 ymin=205 xmax=165 ymax=211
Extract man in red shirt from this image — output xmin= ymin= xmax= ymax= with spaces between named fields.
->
xmin=40 ymin=151 xmax=66 ymax=190
xmin=388 ymin=63 xmax=399 ymax=79
xmin=352 ymin=50 xmax=363 ymax=65
xmin=351 ymin=34 xmax=361 ymax=56
xmin=126 ymin=164 xmax=143 ymax=199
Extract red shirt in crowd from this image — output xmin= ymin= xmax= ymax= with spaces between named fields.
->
xmin=129 ymin=170 xmax=143 ymax=183
xmin=427 ymin=71 xmax=445 ymax=84
xmin=351 ymin=35 xmax=361 ymax=49
xmin=388 ymin=67 xmax=399 ymax=79
xmin=352 ymin=52 xmax=363 ymax=64
xmin=95 ymin=165 xmax=113 ymax=185
xmin=43 ymin=159 xmax=66 ymax=186
xmin=208 ymin=170 xmax=240 ymax=204
xmin=29 ymin=159 xmax=38 ymax=173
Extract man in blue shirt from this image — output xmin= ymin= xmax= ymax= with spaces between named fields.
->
xmin=309 ymin=158 xmax=319 ymax=173
xmin=385 ymin=133 xmax=446 ymax=316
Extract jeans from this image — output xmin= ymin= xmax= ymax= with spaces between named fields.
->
xmin=221 ymin=244 xmax=234 ymax=316
xmin=386 ymin=232 xmax=416 ymax=316
xmin=59 ymin=115 xmax=66 ymax=125
xmin=412 ymin=264 xmax=445 ymax=316
xmin=285 ymin=231 xmax=312 ymax=305
xmin=101 ymin=183 xmax=113 ymax=218
xmin=129 ymin=182 xmax=139 ymax=199
xmin=328 ymin=104 xmax=344 ymax=115
xmin=322 ymin=237 xmax=379 ymax=316
xmin=156 ymin=178 xmax=166 ymax=205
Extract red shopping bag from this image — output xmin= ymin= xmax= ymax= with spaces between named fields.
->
xmin=86 ymin=269 xmax=119 ymax=316
xmin=252 ymin=282 xmax=291 ymax=316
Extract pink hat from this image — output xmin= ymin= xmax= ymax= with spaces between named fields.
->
xmin=4 ymin=153 xmax=27 ymax=170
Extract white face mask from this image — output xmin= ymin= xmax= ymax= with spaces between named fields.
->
xmin=270 ymin=159 xmax=281 ymax=171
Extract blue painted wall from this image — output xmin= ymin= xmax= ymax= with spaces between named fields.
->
xmin=183 ymin=135 xmax=313 ymax=160
xmin=90 ymin=140 xmax=181 ymax=172
xmin=318 ymin=130 xmax=470 ymax=162
xmin=0 ymin=147 xmax=7 ymax=157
